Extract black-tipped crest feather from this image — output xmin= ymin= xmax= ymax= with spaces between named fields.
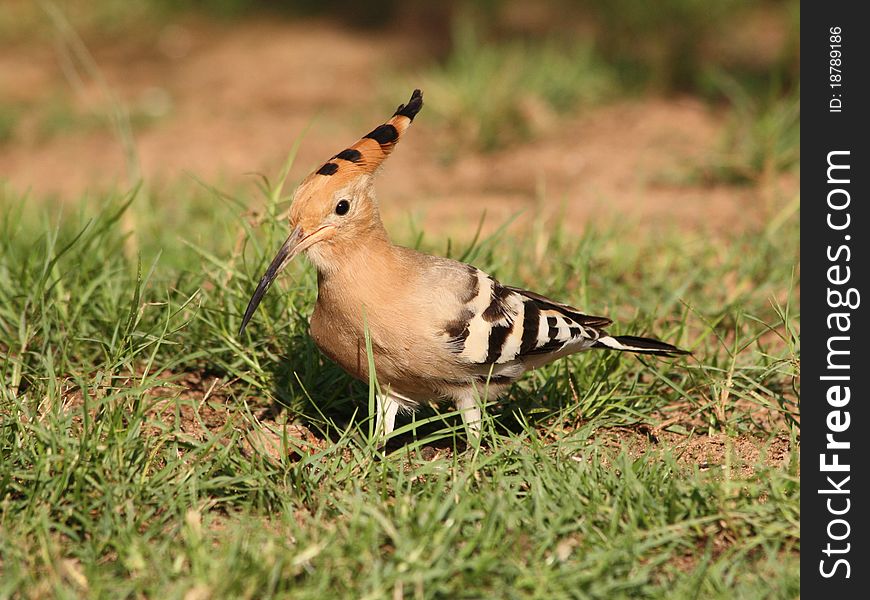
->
xmin=394 ymin=89 xmax=424 ymax=120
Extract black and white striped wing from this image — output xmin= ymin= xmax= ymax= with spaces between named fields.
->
xmin=442 ymin=268 xmax=611 ymax=368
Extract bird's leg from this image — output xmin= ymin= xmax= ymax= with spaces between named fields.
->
xmin=375 ymin=392 xmax=401 ymax=444
xmin=455 ymin=393 xmax=482 ymax=443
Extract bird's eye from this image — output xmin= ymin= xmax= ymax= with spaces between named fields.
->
xmin=335 ymin=199 xmax=350 ymax=216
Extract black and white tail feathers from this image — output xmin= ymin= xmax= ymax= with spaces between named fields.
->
xmin=594 ymin=334 xmax=689 ymax=357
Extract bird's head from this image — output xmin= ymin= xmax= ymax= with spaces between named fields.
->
xmin=239 ymin=89 xmax=423 ymax=335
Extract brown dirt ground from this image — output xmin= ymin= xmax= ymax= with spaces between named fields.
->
xmin=48 ymin=369 xmax=795 ymax=477
xmin=5 ymin=18 xmax=798 ymax=469
xmin=1 ymin=17 xmax=797 ymax=238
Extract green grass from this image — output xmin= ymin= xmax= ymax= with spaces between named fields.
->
xmin=696 ymin=76 xmax=800 ymax=186
xmin=0 ymin=173 xmax=799 ymax=597
xmin=583 ymin=0 xmax=751 ymax=91
xmin=0 ymin=105 xmax=20 ymax=145
xmin=395 ymin=18 xmax=615 ymax=153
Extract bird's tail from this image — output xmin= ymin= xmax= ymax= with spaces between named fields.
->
xmin=594 ymin=335 xmax=689 ymax=357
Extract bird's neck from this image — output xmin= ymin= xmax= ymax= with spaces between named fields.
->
xmin=311 ymin=225 xmax=414 ymax=336
xmin=308 ymin=221 xmax=400 ymax=282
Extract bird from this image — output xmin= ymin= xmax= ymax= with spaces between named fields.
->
xmin=239 ymin=89 xmax=688 ymax=445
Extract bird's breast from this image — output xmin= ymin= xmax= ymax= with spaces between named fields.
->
xmin=308 ymin=285 xmax=461 ymax=398
xmin=309 ymin=300 xmax=369 ymax=381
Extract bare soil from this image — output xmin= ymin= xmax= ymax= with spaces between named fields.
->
xmin=1 ymin=17 xmax=797 ymax=237
xmin=48 ymin=368 xmax=795 ymax=477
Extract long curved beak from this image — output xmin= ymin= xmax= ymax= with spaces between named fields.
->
xmin=238 ymin=225 xmax=331 ymax=336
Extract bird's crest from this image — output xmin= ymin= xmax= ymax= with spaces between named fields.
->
xmin=310 ymin=89 xmax=423 ymax=183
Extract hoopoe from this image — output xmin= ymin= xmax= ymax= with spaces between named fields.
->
xmin=239 ymin=89 xmax=688 ymax=444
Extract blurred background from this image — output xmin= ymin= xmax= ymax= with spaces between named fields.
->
xmin=1 ymin=0 xmax=799 ymax=235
